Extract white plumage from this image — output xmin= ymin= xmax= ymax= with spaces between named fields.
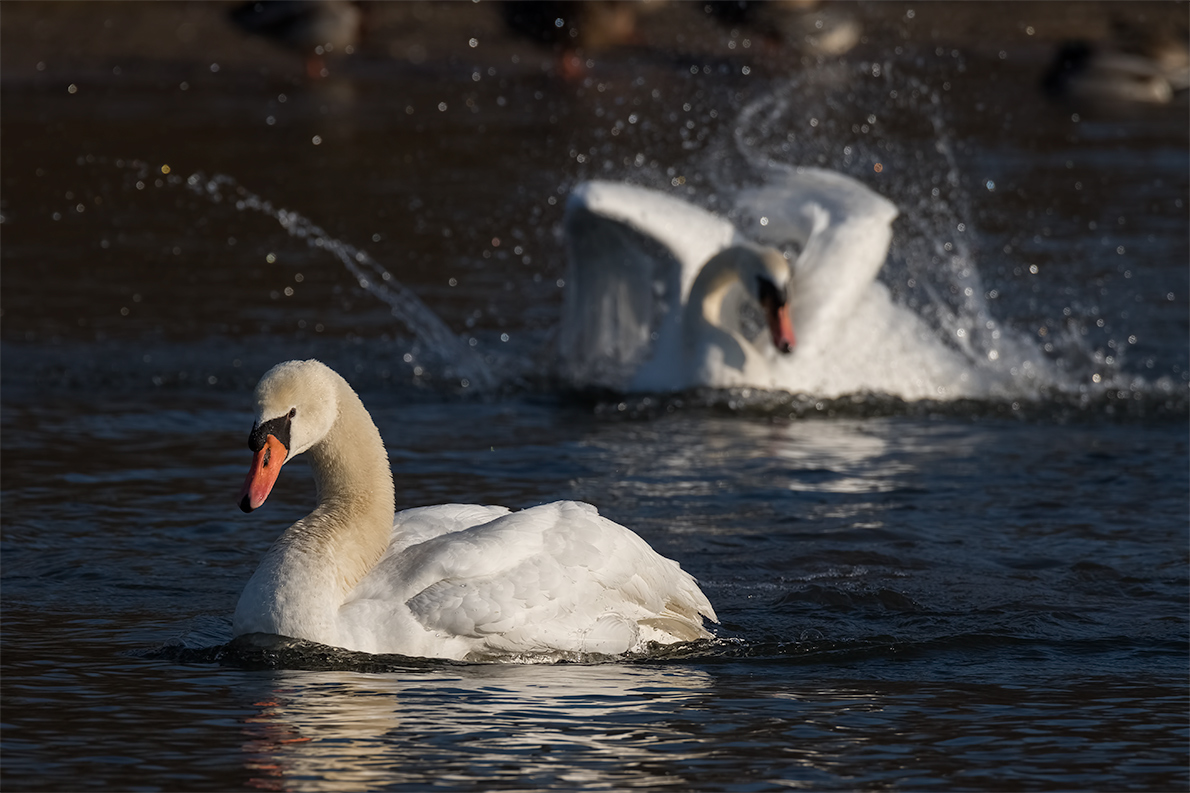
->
xmin=232 ymin=360 xmax=715 ymax=661
xmin=561 ymin=169 xmax=983 ymax=399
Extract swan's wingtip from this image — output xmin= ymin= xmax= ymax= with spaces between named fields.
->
xmin=557 ymin=499 xmax=599 ymax=517
xmin=565 ymin=179 xmax=629 ymax=215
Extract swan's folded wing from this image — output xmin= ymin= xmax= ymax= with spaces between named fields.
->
xmin=385 ymin=504 xmax=513 ymax=554
xmin=396 ymin=501 xmax=716 ymax=656
xmin=736 ymin=167 xmax=898 ymax=351
xmin=561 ymin=181 xmax=740 ymax=388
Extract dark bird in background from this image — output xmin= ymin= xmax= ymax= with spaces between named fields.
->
xmin=500 ymin=1 xmax=644 ymax=81
xmin=1043 ymin=17 xmax=1189 ymax=105
xmin=230 ymin=0 xmax=363 ymax=79
xmin=702 ymin=0 xmax=859 ymax=56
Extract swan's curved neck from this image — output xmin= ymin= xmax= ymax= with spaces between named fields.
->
xmin=235 ymin=378 xmax=395 ymax=643
xmin=295 ymin=379 xmax=395 ymax=587
xmin=685 ymin=250 xmax=753 ymax=340
xmin=309 ymin=387 xmax=393 ymax=516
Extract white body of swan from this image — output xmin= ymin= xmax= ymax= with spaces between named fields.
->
xmin=233 ymin=359 xmax=716 ymax=661
xmin=560 ymin=169 xmax=982 ymax=399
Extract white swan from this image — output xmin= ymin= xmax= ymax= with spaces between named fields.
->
xmin=233 ymin=359 xmax=716 ymax=661
xmin=561 ymin=168 xmax=982 ymax=399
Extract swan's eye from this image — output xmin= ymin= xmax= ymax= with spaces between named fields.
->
xmin=288 ymin=408 xmax=297 ymax=419
xmin=757 ymin=277 xmax=785 ymax=307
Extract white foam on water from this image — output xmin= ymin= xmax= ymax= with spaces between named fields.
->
xmin=718 ymin=65 xmax=1123 ymax=403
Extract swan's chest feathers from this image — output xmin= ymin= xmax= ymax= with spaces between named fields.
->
xmin=233 ymin=537 xmax=348 ymax=645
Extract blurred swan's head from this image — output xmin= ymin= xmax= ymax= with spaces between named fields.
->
xmin=704 ymin=245 xmax=795 ymax=353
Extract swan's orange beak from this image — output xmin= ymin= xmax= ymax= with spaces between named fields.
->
xmin=764 ymin=297 xmax=796 ymax=354
xmin=239 ymin=434 xmax=288 ymax=513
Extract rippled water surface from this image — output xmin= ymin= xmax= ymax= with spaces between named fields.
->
xmin=3 ymin=3 xmax=1188 ymax=791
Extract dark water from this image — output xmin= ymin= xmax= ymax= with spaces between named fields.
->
xmin=3 ymin=4 xmax=1187 ymax=791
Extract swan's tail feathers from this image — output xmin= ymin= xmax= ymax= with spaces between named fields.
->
xmin=663 ymin=571 xmax=719 ymax=635
xmin=640 ymin=612 xmax=712 ymax=643
xmin=634 ymin=557 xmax=718 ymax=644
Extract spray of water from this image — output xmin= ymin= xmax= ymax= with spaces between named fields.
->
xmin=723 ymin=62 xmax=1069 ymax=399
xmin=120 ymin=160 xmax=495 ymax=391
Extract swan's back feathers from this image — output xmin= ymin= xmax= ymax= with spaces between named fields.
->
xmin=348 ymin=501 xmax=715 ymax=659
xmin=386 ymin=503 xmax=512 ymax=553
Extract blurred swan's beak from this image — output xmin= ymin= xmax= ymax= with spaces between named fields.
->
xmin=762 ymin=294 xmax=796 ymax=353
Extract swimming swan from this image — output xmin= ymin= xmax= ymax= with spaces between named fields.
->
xmin=233 ymin=359 xmax=716 ymax=660
xmin=561 ymin=169 xmax=981 ymax=399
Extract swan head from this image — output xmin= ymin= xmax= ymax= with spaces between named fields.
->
xmin=238 ymin=359 xmax=340 ymax=513
xmin=704 ymin=245 xmax=795 ymax=354
xmin=754 ymin=248 xmax=796 ymax=354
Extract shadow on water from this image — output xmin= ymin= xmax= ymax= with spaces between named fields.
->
xmin=140 ymin=629 xmax=930 ymax=673
xmin=578 ymin=385 xmax=1188 ymax=423
xmin=150 ymin=628 xmax=1190 ymax=676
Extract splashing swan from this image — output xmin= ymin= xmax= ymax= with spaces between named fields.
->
xmin=233 ymin=360 xmax=716 ymax=660
xmin=561 ymin=169 xmax=982 ymax=399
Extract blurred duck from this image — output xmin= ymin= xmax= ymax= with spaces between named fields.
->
xmin=230 ymin=0 xmax=362 ymax=79
xmin=500 ymin=1 xmax=646 ymax=80
xmin=1044 ymin=20 xmax=1189 ymax=104
xmin=702 ymin=0 xmax=860 ymax=56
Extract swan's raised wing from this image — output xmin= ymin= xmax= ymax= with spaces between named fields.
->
xmin=568 ymin=181 xmax=742 ymax=296
xmin=735 ymin=168 xmax=897 ymax=352
xmin=561 ymin=181 xmax=741 ymax=388
xmin=385 ymin=501 xmax=716 ymax=658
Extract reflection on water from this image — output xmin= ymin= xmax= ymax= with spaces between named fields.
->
xmin=767 ymin=421 xmax=908 ymax=494
xmin=224 ymin=663 xmax=1188 ymax=792
xmin=239 ymin=665 xmax=716 ymax=791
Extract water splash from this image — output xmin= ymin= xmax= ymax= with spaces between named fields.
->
xmin=120 ymin=161 xmax=495 ymax=391
xmin=184 ymin=171 xmax=495 ymax=390
xmin=722 ymin=62 xmax=1083 ymax=399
